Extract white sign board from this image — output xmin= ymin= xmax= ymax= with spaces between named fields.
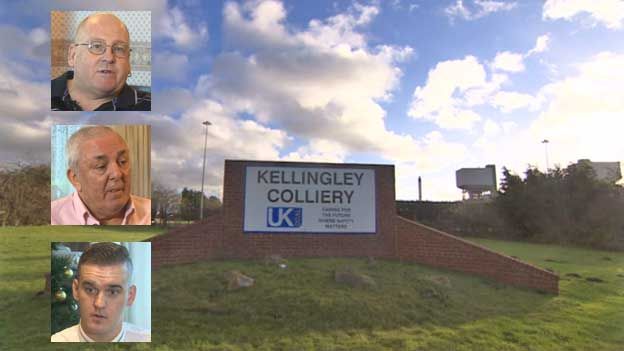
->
xmin=243 ymin=166 xmax=376 ymax=233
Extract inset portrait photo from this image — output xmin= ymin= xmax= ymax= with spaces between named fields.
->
xmin=51 ymin=125 xmax=151 ymax=225
xmin=51 ymin=11 xmax=151 ymax=111
xmin=51 ymin=242 xmax=151 ymax=342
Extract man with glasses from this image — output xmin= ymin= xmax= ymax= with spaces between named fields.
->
xmin=51 ymin=242 xmax=151 ymax=342
xmin=51 ymin=13 xmax=150 ymax=111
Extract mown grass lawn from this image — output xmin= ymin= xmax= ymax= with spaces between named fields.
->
xmin=1 ymin=226 xmax=622 ymax=350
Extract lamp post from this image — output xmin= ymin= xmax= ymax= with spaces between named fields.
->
xmin=200 ymin=121 xmax=212 ymax=220
xmin=541 ymin=139 xmax=550 ymax=172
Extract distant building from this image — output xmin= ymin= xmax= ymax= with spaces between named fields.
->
xmin=576 ymin=159 xmax=622 ymax=183
xmin=456 ymin=164 xmax=497 ymax=200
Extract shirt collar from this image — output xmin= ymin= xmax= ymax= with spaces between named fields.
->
xmin=72 ymin=192 xmax=136 ymax=225
xmin=78 ymin=322 xmax=126 ymax=342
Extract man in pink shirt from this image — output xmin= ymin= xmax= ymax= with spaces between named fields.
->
xmin=51 ymin=126 xmax=150 ymax=225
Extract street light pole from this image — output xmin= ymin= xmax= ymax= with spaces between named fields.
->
xmin=200 ymin=121 xmax=212 ymax=221
xmin=541 ymin=139 xmax=550 ymax=172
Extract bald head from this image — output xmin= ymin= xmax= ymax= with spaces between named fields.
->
xmin=74 ymin=13 xmax=130 ymax=44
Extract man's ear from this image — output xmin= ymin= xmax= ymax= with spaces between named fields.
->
xmin=67 ymin=43 xmax=76 ymax=68
xmin=67 ymin=168 xmax=82 ymax=192
xmin=126 ymin=285 xmax=137 ymax=307
xmin=72 ymin=278 xmax=79 ymax=301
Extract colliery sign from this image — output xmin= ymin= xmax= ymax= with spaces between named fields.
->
xmin=243 ymin=165 xmax=376 ymax=233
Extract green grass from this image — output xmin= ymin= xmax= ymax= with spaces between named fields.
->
xmin=1 ymin=227 xmax=623 ymax=350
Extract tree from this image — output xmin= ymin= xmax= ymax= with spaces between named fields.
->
xmin=50 ymin=243 xmax=79 ymax=334
xmin=496 ymin=164 xmax=624 ymax=249
xmin=151 ymin=183 xmax=180 ymax=225
xmin=180 ymin=188 xmax=222 ymax=222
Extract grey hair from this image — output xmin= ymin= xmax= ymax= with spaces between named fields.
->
xmin=66 ymin=126 xmax=121 ymax=174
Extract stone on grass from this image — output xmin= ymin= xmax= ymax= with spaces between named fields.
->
xmin=586 ymin=277 xmax=605 ymax=283
xmin=426 ymin=275 xmax=452 ymax=288
xmin=263 ymin=254 xmax=287 ymax=266
xmin=334 ymin=267 xmax=376 ymax=289
xmin=224 ymin=270 xmax=255 ymax=290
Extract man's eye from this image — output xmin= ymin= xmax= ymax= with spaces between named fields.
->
xmin=90 ymin=42 xmax=104 ymax=50
xmin=107 ymin=289 xmax=121 ymax=296
xmin=84 ymin=287 xmax=95 ymax=294
xmin=113 ymin=46 xmax=127 ymax=55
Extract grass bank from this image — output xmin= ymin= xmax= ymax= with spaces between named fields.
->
xmin=0 ymin=226 xmax=622 ymax=350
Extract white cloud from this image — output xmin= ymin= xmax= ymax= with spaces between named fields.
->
xmin=212 ymin=0 xmax=434 ymax=166
xmin=492 ymin=51 xmax=525 ymax=72
xmin=408 ymin=55 xmax=486 ymax=129
xmin=408 ymin=33 xmax=552 ymax=129
xmin=445 ymin=0 xmax=517 ymax=22
xmin=531 ymin=51 xmax=624 ymax=161
xmin=543 ymin=0 xmax=624 ymax=29
xmin=527 ymin=34 xmax=551 ymax=56
xmin=466 ymin=51 xmax=624 ymax=182
xmin=160 ymin=6 xmax=209 ymax=49
xmin=153 ymin=51 xmax=189 ymax=82
xmin=283 ymin=139 xmax=348 ymax=163
xmin=490 ymin=91 xmax=538 ymax=113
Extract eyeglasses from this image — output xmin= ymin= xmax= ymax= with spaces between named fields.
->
xmin=74 ymin=40 xmax=131 ymax=58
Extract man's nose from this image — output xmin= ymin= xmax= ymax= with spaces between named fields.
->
xmin=94 ymin=291 xmax=107 ymax=308
xmin=108 ymin=162 xmax=123 ymax=179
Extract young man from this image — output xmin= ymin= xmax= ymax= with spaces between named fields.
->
xmin=51 ymin=13 xmax=150 ymax=111
xmin=51 ymin=242 xmax=151 ymax=342
xmin=51 ymin=126 xmax=151 ymax=225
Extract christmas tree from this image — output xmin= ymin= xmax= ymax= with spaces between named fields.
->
xmin=50 ymin=243 xmax=79 ymax=334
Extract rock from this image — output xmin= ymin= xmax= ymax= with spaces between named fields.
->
xmin=365 ymin=256 xmax=376 ymax=266
xmin=334 ymin=267 xmax=376 ymax=289
xmin=585 ymin=277 xmax=605 ymax=283
xmin=426 ymin=275 xmax=452 ymax=288
xmin=263 ymin=254 xmax=287 ymax=266
xmin=224 ymin=270 xmax=255 ymax=290
xmin=420 ymin=287 xmax=447 ymax=304
xmin=565 ymin=273 xmax=582 ymax=278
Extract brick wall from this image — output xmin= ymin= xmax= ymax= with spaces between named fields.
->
xmin=150 ymin=160 xmax=559 ymax=294
xmin=150 ymin=214 xmax=223 ymax=269
xmin=220 ymin=160 xmax=397 ymax=259
xmin=395 ymin=216 xmax=559 ymax=294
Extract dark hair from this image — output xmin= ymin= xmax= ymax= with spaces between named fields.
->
xmin=77 ymin=242 xmax=133 ymax=279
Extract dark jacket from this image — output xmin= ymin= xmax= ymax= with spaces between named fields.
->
xmin=51 ymin=71 xmax=151 ymax=111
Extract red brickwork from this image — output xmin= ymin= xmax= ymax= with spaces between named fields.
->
xmin=395 ymin=216 xmax=559 ymax=294
xmin=150 ymin=214 xmax=223 ymax=269
xmin=220 ymin=160 xmax=397 ymax=259
xmin=150 ymin=160 xmax=559 ymax=294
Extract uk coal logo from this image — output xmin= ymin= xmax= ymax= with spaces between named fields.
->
xmin=267 ymin=207 xmax=302 ymax=228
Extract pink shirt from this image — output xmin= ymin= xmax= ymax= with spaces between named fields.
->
xmin=51 ymin=192 xmax=151 ymax=225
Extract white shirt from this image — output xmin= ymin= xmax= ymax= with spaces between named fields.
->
xmin=51 ymin=322 xmax=151 ymax=342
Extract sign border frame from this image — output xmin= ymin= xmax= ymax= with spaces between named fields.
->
xmin=242 ymin=164 xmax=378 ymax=235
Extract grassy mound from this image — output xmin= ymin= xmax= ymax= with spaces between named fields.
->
xmin=0 ymin=227 xmax=622 ymax=350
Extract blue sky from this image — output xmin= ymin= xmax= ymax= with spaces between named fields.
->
xmin=1 ymin=0 xmax=623 ymax=200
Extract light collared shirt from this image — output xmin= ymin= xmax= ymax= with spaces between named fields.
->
xmin=51 ymin=322 xmax=151 ymax=342
xmin=51 ymin=192 xmax=151 ymax=225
